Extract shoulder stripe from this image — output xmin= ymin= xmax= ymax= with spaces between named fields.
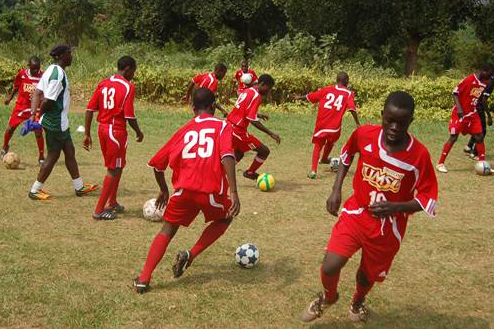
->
xmin=49 ymin=66 xmax=59 ymax=82
xmin=335 ymin=85 xmax=352 ymax=96
xmin=110 ymin=76 xmax=131 ymax=104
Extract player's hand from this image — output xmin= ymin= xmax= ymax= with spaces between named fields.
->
xmin=136 ymin=131 xmax=144 ymax=142
xmin=82 ymin=135 xmax=92 ymax=151
xmin=270 ymin=133 xmax=281 ymax=144
xmin=488 ymin=115 xmax=493 ymax=126
xmin=258 ymin=113 xmax=269 ymax=121
xmin=228 ymin=191 xmax=240 ymax=219
xmin=327 ymin=189 xmax=342 ymax=216
xmin=368 ymin=201 xmax=400 ymax=217
xmin=155 ymin=190 xmax=169 ymax=210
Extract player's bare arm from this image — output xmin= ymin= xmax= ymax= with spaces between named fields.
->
xmin=214 ymin=103 xmax=228 ymax=117
xmin=222 ymin=155 xmax=240 ymax=218
xmin=453 ymin=93 xmax=464 ymax=118
xmin=183 ymin=81 xmax=195 ymax=103
xmin=257 ymin=113 xmax=269 ymax=121
xmin=127 ymin=118 xmax=144 ymax=142
xmin=153 ymin=169 xmax=169 ymax=210
xmin=369 ymin=199 xmax=423 ymax=217
xmin=4 ymin=86 xmax=18 ymax=105
xmin=350 ymin=110 xmax=361 ymax=127
xmin=291 ymin=95 xmax=308 ymax=102
xmin=327 ymin=162 xmax=351 ymax=216
xmin=30 ymin=89 xmax=43 ymax=120
xmin=83 ymin=110 xmax=94 ymax=151
xmin=250 ymin=120 xmax=281 ymax=144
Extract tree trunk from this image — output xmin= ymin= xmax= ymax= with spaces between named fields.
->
xmin=404 ymin=35 xmax=421 ymax=77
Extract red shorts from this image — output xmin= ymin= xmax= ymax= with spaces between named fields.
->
xmin=163 ymin=189 xmax=232 ymax=226
xmin=312 ymin=129 xmax=341 ymax=144
xmin=449 ymin=112 xmax=482 ymax=135
xmin=8 ymin=108 xmax=33 ymax=128
xmin=232 ymin=126 xmax=261 ymax=153
xmin=326 ymin=197 xmax=408 ymax=283
xmin=98 ymin=124 xmax=127 ymax=169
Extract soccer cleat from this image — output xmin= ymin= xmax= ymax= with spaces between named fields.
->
xmin=93 ymin=210 xmax=116 ymax=220
xmin=28 ymin=190 xmax=52 ymax=200
xmin=436 ymin=163 xmax=448 ymax=173
xmin=307 ymin=171 xmax=317 ymax=179
xmin=243 ymin=171 xmax=259 ymax=181
xmin=106 ymin=203 xmax=125 ymax=214
xmin=349 ymin=302 xmax=370 ymax=322
xmin=172 ymin=250 xmax=191 ymax=278
xmin=300 ymin=292 xmax=339 ymax=323
xmin=0 ymin=148 xmax=8 ymax=160
xmin=133 ymin=277 xmax=150 ymax=294
xmin=75 ymin=183 xmax=99 ymax=197
xmin=463 ymin=145 xmax=472 ymax=154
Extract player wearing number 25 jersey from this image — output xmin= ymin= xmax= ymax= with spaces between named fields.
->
xmin=84 ymin=56 xmax=144 ymax=220
xmin=134 ymin=88 xmax=240 ymax=293
xmin=301 ymin=92 xmax=438 ymax=323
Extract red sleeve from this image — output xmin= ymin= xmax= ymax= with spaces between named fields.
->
xmin=219 ymin=121 xmax=234 ymax=159
xmin=414 ymin=149 xmax=438 ymax=218
xmin=86 ymin=83 xmax=102 ymax=112
xmin=306 ymin=88 xmax=325 ymax=104
xmin=246 ymin=95 xmax=262 ymax=121
xmin=148 ymin=128 xmax=185 ymax=171
xmin=124 ymin=85 xmax=136 ymax=119
xmin=13 ymin=70 xmax=22 ymax=89
xmin=251 ymin=71 xmax=258 ymax=82
xmin=347 ymin=92 xmax=356 ymax=111
xmin=453 ymin=75 xmax=472 ymax=95
xmin=234 ymin=70 xmax=242 ymax=81
xmin=340 ymin=127 xmax=361 ymax=166
xmin=193 ymin=74 xmax=203 ymax=85
xmin=209 ymin=79 xmax=218 ymax=94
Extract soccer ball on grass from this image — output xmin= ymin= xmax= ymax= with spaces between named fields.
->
xmin=235 ymin=243 xmax=259 ymax=268
xmin=329 ymin=157 xmax=340 ymax=172
xmin=2 ymin=152 xmax=20 ymax=169
xmin=256 ymin=173 xmax=275 ymax=192
xmin=142 ymin=198 xmax=165 ymax=222
xmin=474 ymin=161 xmax=492 ymax=176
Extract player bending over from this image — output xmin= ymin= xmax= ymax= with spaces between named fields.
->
xmin=293 ymin=72 xmax=360 ymax=179
xmin=184 ymin=63 xmax=229 ymax=117
xmin=301 ymin=91 xmax=438 ymax=323
xmin=83 ymin=56 xmax=144 ymax=220
xmin=437 ymin=63 xmax=494 ymax=173
xmin=227 ymin=74 xmax=281 ymax=180
xmin=28 ymin=45 xmax=98 ymax=200
xmin=229 ymin=58 xmax=258 ymax=100
xmin=133 ymin=88 xmax=240 ymax=293
xmin=2 ymin=56 xmax=45 ymax=165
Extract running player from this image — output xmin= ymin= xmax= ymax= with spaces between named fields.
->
xmin=227 ymin=74 xmax=281 ymax=180
xmin=437 ymin=63 xmax=494 ymax=173
xmin=293 ymin=72 xmax=360 ymax=179
xmin=28 ymin=45 xmax=98 ymax=200
xmin=301 ymin=91 xmax=438 ymax=323
xmin=229 ymin=58 xmax=258 ymax=99
xmin=2 ymin=56 xmax=45 ymax=165
xmin=133 ymin=87 xmax=240 ymax=293
xmin=83 ymin=56 xmax=144 ymax=220
xmin=183 ymin=63 xmax=229 ymax=117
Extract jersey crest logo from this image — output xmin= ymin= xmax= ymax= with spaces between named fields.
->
xmin=23 ymin=83 xmax=36 ymax=93
xmin=362 ymin=163 xmax=404 ymax=193
xmin=470 ymin=87 xmax=484 ymax=98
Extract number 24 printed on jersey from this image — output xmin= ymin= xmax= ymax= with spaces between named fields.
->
xmin=324 ymin=93 xmax=344 ymax=111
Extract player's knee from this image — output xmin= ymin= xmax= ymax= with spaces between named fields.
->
xmin=7 ymin=127 xmax=15 ymax=134
xmin=356 ymin=269 xmax=371 ymax=286
xmin=321 ymin=262 xmax=340 ymax=276
xmin=220 ymin=217 xmax=233 ymax=226
xmin=257 ymin=145 xmax=270 ymax=159
xmin=234 ymin=150 xmax=244 ymax=162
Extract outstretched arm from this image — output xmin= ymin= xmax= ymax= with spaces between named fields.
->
xmin=127 ymin=118 xmax=144 ymax=142
xmin=83 ymin=111 xmax=94 ymax=151
xmin=350 ymin=110 xmax=361 ymax=127
xmin=215 ymin=103 xmax=229 ymax=117
xmin=251 ymin=120 xmax=281 ymax=144
xmin=291 ymin=95 xmax=309 ymax=102
xmin=222 ymin=156 xmax=240 ymax=218
xmin=154 ymin=169 xmax=169 ymax=210
xmin=4 ymin=87 xmax=18 ymax=106
xmin=326 ymin=162 xmax=351 ymax=216
xmin=183 ymin=81 xmax=195 ymax=104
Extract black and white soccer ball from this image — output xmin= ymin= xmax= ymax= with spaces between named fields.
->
xmin=329 ymin=157 xmax=340 ymax=172
xmin=235 ymin=243 xmax=259 ymax=268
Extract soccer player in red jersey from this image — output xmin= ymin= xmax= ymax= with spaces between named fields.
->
xmin=184 ymin=63 xmax=229 ymax=117
xmin=83 ymin=56 xmax=144 ymax=220
xmin=294 ymin=72 xmax=360 ymax=179
xmin=436 ymin=63 xmax=494 ymax=173
xmin=1 ymin=56 xmax=45 ymax=165
xmin=229 ymin=58 xmax=258 ymax=99
xmin=301 ymin=92 xmax=438 ymax=323
xmin=133 ymin=88 xmax=240 ymax=293
xmin=227 ymin=74 xmax=281 ymax=180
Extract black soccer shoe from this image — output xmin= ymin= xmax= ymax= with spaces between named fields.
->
xmin=133 ymin=277 xmax=150 ymax=294
xmin=172 ymin=250 xmax=191 ymax=278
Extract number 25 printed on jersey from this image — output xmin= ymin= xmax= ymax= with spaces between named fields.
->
xmin=182 ymin=129 xmax=215 ymax=159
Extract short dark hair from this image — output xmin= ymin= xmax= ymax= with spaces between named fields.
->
xmin=384 ymin=91 xmax=415 ymax=115
xmin=215 ymin=63 xmax=227 ymax=72
xmin=336 ymin=71 xmax=349 ymax=84
xmin=258 ymin=74 xmax=275 ymax=87
xmin=28 ymin=56 xmax=40 ymax=64
xmin=49 ymin=44 xmax=70 ymax=58
xmin=193 ymin=87 xmax=215 ymax=110
xmin=117 ymin=56 xmax=136 ymax=70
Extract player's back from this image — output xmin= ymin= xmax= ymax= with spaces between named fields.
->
xmin=194 ymin=72 xmax=218 ymax=93
xmin=227 ymin=87 xmax=261 ymax=129
xmin=312 ymin=85 xmax=355 ymax=129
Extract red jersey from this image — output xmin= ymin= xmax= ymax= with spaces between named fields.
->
xmin=307 ymin=85 xmax=355 ymax=137
xmin=86 ymin=75 xmax=136 ymax=131
xmin=340 ymin=125 xmax=438 ymax=218
xmin=13 ymin=69 xmax=43 ymax=112
xmin=148 ymin=114 xmax=234 ymax=194
xmin=227 ymin=86 xmax=262 ymax=130
xmin=452 ymin=73 xmax=488 ymax=118
xmin=193 ymin=72 xmax=219 ymax=94
xmin=234 ymin=69 xmax=258 ymax=92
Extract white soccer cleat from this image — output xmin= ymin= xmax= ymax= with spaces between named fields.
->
xmin=349 ymin=304 xmax=370 ymax=322
xmin=436 ymin=163 xmax=448 ymax=173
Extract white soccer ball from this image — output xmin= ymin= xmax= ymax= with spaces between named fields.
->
xmin=142 ymin=198 xmax=164 ymax=222
xmin=240 ymin=73 xmax=253 ymax=85
xmin=235 ymin=243 xmax=259 ymax=268
xmin=2 ymin=152 xmax=20 ymax=169
xmin=474 ymin=161 xmax=492 ymax=176
xmin=329 ymin=157 xmax=340 ymax=172
xmin=76 ymin=125 xmax=85 ymax=133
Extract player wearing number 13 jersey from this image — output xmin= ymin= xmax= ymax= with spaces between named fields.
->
xmin=84 ymin=56 xmax=144 ymax=220
xmin=133 ymin=88 xmax=240 ymax=293
xmin=301 ymin=92 xmax=438 ymax=323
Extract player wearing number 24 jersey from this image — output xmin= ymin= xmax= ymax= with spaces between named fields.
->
xmin=84 ymin=56 xmax=144 ymax=220
xmin=301 ymin=92 xmax=438 ymax=323
xmin=134 ymin=88 xmax=240 ymax=293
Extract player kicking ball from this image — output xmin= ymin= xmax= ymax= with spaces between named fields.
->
xmin=83 ymin=56 xmax=144 ymax=220
xmin=301 ymin=91 xmax=438 ymax=323
xmin=227 ymin=74 xmax=281 ymax=180
xmin=293 ymin=72 xmax=360 ymax=179
xmin=133 ymin=88 xmax=240 ymax=293
xmin=2 ymin=56 xmax=45 ymax=165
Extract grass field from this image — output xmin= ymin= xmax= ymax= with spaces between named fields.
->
xmin=1 ymin=102 xmax=493 ymax=328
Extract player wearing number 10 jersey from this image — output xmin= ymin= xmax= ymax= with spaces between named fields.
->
xmin=133 ymin=88 xmax=240 ymax=293
xmin=301 ymin=92 xmax=438 ymax=323
xmin=84 ymin=56 xmax=144 ymax=220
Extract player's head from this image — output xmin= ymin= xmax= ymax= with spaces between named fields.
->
xmin=480 ymin=62 xmax=494 ymax=79
xmin=193 ymin=87 xmax=215 ymax=115
xmin=382 ymin=91 xmax=415 ymax=145
xmin=214 ymin=63 xmax=227 ymax=80
xmin=336 ymin=71 xmax=349 ymax=86
xmin=50 ymin=44 xmax=72 ymax=67
xmin=28 ymin=56 xmax=41 ymax=74
xmin=257 ymin=74 xmax=275 ymax=96
xmin=241 ymin=59 xmax=249 ymax=73
xmin=117 ymin=56 xmax=137 ymax=81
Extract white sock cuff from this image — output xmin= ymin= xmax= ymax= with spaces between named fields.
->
xmin=73 ymin=177 xmax=83 ymax=190
xmin=31 ymin=181 xmax=43 ymax=194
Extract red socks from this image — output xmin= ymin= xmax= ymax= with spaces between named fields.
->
xmin=3 ymin=130 xmax=12 ymax=150
xmin=139 ymin=233 xmax=171 ymax=282
xmin=108 ymin=173 xmax=122 ymax=207
xmin=311 ymin=142 xmax=323 ymax=172
xmin=438 ymin=142 xmax=453 ymax=164
xmin=476 ymin=142 xmax=486 ymax=161
xmin=352 ymin=281 xmax=374 ymax=305
xmin=95 ymin=175 xmax=115 ymax=214
xmin=320 ymin=266 xmax=340 ymax=304
xmin=190 ymin=220 xmax=230 ymax=261
xmin=35 ymin=133 xmax=44 ymax=159
xmin=321 ymin=142 xmax=334 ymax=162
xmin=246 ymin=156 xmax=265 ymax=174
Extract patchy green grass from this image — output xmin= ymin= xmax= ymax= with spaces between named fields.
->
xmin=0 ymin=103 xmax=493 ymax=328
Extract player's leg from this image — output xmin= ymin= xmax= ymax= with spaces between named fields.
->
xmin=349 ymin=268 xmax=373 ymax=321
xmin=34 ymin=130 xmax=45 ymax=165
xmin=2 ymin=115 xmax=21 ymax=157
xmin=309 ymin=138 xmax=324 ymax=178
xmin=28 ymin=146 xmax=62 ymax=200
xmin=472 ymin=133 xmax=486 ymax=161
xmin=437 ymin=134 xmax=458 ymax=172
xmin=244 ymin=142 xmax=269 ymax=180
xmin=107 ymin=171 xmax=123 ymax=211
xmin=234 ymin=149 xmax=244 ymax=163
xmin=103 ymin=128 xmax=127 ymax=212
xmin=93 ymin=168 xmax=121 ymax=220
xmin=320 ymin=140 xmax=334 ymax=164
